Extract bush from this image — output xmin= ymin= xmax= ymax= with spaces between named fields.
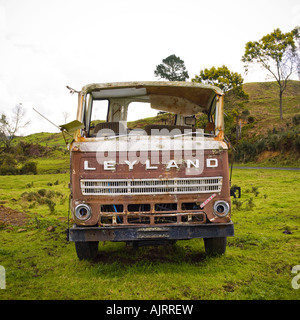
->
xmin=268 ymin=135 xmax=280 ymax=151
xmin=255 ymin=139 xmax=266 ymax=154
xmin=0 ymin=164 xmax=19 ymax=175
xmin=294 ymin=135 xmax=300 ymax=152
xmin=37 ymin=189 xmax=47 ymax=197
xmin=292 ymin=114 xmax=300 ymax=126
xmin=247 ymin=116 xmax=255 ymax=123
xmin=45 ymin=198 xmax=56 ymax=213
xmin=14 ymin=141 xmax=50 ymax=158
xmin=20 ymin=162 xmax=37 ymax=175
xmin=0 ymin=154 xmax=19 ymax=175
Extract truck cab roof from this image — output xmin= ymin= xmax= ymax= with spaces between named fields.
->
xmin=80 ymin=81 xmax=224 ymax=115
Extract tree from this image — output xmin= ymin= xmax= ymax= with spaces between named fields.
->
xmin=192 ymin=65 xmax=248 ymax=100
xmin=242 ymin=27 xmax=300 ymax=120
xmin=0 ymin=104 xmax=29 ymax=151
xmin=154 ymin=54 xmax=189 ymax=81
xmin=62 ymin=111 xmax=71 ymax=123
xmin=192 ymin=65 xmax=249 ymax=144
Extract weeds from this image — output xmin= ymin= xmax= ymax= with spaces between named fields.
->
xmin=232 ymin=197 xmax=255 ymax=211
xmin=232 ymin=199 xmax=243 ymax=210
xmin=233 ymin=186 xmax=260 ymax=211
xmin=26 ymin=182 xmax=34 ymax=188
xmin=21 ymin=189 xmax=65 ymax=214
xmin=246 ymin=198 xmax=255 ymax=210
xmin=251 ymin=187 xmax=259 ymax=197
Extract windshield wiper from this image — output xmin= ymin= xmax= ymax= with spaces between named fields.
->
xmin=173 ymin=131 xmax=215 ymax=138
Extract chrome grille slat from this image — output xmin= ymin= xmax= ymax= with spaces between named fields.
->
xmin=80 ymin=177 xmax=222 ymax=195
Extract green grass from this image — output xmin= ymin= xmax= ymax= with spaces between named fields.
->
xmin=36 ymin=155 xmax=69 ymax=174
xmin=0 ymin=169 xmax=300 ymax=300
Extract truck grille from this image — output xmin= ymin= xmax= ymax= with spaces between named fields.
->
xmin=80 ymin=177 xmax=222 ymax=195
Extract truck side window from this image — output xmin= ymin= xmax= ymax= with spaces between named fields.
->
xmin=89 ymin=99 xmax=109 ymax=136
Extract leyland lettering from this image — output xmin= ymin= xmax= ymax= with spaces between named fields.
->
xmin=67 ymin=81 xmax=235 ymax=260
xmin=83 ymin=158 xmax=219 ymax=171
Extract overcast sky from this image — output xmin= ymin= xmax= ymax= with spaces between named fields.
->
xmin=1 ymin=0 xmax=299 ymax=135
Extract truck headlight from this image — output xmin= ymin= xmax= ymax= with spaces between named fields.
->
xmin=213 ymin=200 xmax=230 ymax=217
xmin=75 ymin=204 xmax=91 ymax=221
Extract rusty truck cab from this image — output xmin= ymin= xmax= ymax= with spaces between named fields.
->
xmin=68 ymin=81 xmax=234 ymax=260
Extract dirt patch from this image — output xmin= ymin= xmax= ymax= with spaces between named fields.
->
xmin=257 ymin=150 xmax=280 ymax=162
xmin=0 ymin=205 xmax=29 ymax=227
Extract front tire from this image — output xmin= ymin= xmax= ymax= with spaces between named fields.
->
xmin=75 ymin=241 xmax=99 ymax=260
xmin=204 ymin=237 xmax=227 ymax=255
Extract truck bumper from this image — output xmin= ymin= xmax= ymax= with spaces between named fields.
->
xmin=68 ymin=222 xmax=234 ymax=242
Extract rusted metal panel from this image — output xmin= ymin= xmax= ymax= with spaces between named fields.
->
xmin=70 ymin=148 xmax=231 ymax=227
xmin=80 ymin=81 xmax=224 ymax=105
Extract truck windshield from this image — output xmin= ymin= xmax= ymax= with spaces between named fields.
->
xmin=86 ymin=97 xmax=215 ymax=138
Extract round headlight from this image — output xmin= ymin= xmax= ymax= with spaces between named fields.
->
xmin=75 ymin=204 xmax=91 ymax=221
xmin=213 ymin=200 xmax=230 ymax=217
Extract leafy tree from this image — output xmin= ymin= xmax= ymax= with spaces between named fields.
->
xmin=154 ymin=54 xmax=189 ymax=81
xmin=192 ymin=65 xmax=249 ymax=144
xmin=242 ymin=27 xmax=300 ymax=120
xmin=191 ymin=65 xmax=248 ymax=99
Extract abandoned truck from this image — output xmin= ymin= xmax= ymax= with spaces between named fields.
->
xmin=67 ymin=81 xmax=234 ymax=260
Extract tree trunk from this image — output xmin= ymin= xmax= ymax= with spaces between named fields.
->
xmin=279 ymin=89 xmax=283 ymax=120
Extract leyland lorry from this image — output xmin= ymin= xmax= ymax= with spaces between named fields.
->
xmin=67 ymin=81 xmax=234 ymax=260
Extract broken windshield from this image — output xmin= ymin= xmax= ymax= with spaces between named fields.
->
xmin=85 ymin=97 xmax=214 ymax=138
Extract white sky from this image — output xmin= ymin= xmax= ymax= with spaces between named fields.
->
xmin=0 ymin=0 xmax=299 ymax=135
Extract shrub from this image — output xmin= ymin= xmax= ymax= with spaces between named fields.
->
xmin=0 ymin=163 xmax=19 ymax=175
xmin=246 ymin=198 xmax=255 ymax=210
xmin=37 ymin=189 xmax=47 ymax=197
xmin=251 ymin=186 xmax=259 ymax=197
xmin=235 ymin=140 xmax=260 ymax=162
xmin=242 ymin=109 xmax=250 ymax=117
xmin=14 ymin=141 xmax=50 ymax=158
xmin=292 ymin=114 xmax=300 ymax=126
xmin=293 ymin=135 xmax=300 ymax=152
xmin=0 ymin=154 xmax=19 ymax=175
xmin=247 ymin=116 xmax=255 ymax=123
xmin=268 ymin=135 xmax=280 ymax=151
xmin=45 ymin=198 xmax=56 ymax=213
xmin=232 ymin=199 xmax=243 ymax=211
xmin=20 ymin=161 xmax=37 ymax=175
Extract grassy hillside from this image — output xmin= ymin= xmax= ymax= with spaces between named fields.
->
xmin=241 ymin=80 xmax=300 ymax=137
xmin=223 ymin=80 xmax=300 ymax=167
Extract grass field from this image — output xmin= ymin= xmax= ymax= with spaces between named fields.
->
xmin=0 ymin=169 xmax=299 ymax=300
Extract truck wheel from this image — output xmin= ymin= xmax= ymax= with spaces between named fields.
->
xmin=75 ymin=241 xmax=99 ymax=260
xmin=204 ymin=237 xmax=227 ymax=255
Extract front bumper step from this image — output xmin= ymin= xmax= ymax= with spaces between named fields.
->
xmin=68 ymin=222 xmax=234 ymax=242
